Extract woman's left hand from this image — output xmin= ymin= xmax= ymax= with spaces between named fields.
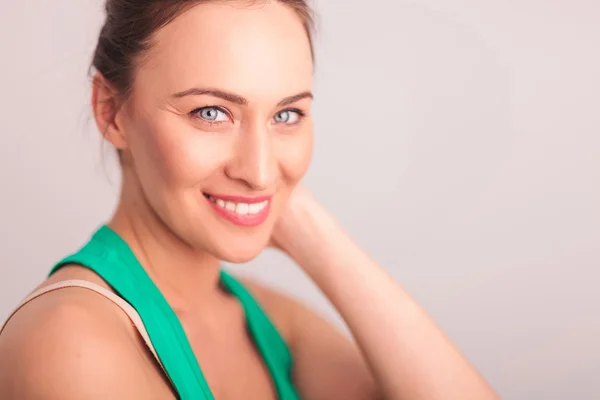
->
xmin=267 ymin=183 xmax=324 ymax=257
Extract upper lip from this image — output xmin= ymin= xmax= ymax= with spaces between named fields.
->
xmin=204 ymin=193 xmax=273 ymax=203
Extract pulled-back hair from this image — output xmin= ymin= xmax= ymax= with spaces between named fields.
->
xmin=93 ymin=0 xmax=315 ymax=100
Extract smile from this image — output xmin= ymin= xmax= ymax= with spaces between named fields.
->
xmin=204 ymin=193 xmax=272 ymax=227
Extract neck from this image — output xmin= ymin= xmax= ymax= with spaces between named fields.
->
xmin=107 ymin=170 xmax=222 ymax=313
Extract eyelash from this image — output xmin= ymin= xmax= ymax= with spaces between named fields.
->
xmin=189 ymin=106 xmax=306 ymax=126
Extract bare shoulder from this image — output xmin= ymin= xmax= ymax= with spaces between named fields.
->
xmin=238 ymin=276 xmax=347 ymax=341
xmin=0 ymin=284 xmax=165 ymax=399
xmin=239 ymin=276 xmax=381 ymax=399
xmin=238 ymin=276 xmax=300 ymax=314
xmin=238 ymin=276 xmax=350 ymax=349
xmin=238 ymin=276 xmax=312 ymax=341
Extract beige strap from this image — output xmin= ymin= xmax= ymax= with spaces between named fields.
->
xmin=0 ymin=280 xmax=165 ymax=373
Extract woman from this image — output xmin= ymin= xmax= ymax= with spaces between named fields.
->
xmin=0 ymin=1 xmax=499 ymax=399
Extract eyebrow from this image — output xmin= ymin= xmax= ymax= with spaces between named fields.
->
xmin=171 ymin=88 xmax=313 ymax=107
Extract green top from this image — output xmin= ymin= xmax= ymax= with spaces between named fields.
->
xmin=49 ymin=225 xmax=300 ymax=400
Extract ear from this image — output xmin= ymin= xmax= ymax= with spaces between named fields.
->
xmin=91 ymin=72 xmax=128 ymax=150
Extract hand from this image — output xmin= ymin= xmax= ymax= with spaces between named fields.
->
xmin=268 ymin=183 xmax=320 ymax=254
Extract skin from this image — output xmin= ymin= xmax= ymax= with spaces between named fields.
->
xmin=0 ymin=2 xmax=500 ymax=399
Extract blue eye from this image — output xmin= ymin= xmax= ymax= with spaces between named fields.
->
xmin=274 ymin=109 xmax=303 ymax=124
xmin=194 ymin=107 xmax=229 ymax=122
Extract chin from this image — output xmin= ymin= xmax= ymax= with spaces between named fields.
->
xmin=210 ymin=238 xmax=268 ymax=264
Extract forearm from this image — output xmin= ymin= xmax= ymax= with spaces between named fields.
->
xmin=278 ymin=200 xmax=499 ymax=400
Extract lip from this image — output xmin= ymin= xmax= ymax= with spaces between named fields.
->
xmin=204 ymin=192 xmax=273 ymax=227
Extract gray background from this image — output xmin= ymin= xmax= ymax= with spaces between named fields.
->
xmin=1 ymin=1 xmax=599 ymax=399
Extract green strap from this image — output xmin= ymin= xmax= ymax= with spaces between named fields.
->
xmin=51 ymin=226 xmax=212 ymax=398
xmin=220 ymin=272 xmax=298 ymax=399
xmin=49 ymin=225 xmax=299 ymax=400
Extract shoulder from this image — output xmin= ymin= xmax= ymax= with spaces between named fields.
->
xmin=0 ymin=281 xmax=156 ymax=399
xmin=239 ymin=276 xmax=381 ymax=399
xmin=238 ymin=276 xmax=297 ymax=312
xmin=237 ymin=276 xmax=334 ymax=345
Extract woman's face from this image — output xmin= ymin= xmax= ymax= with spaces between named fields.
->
xmin=120 ymin=2 xmax=314 ymax=262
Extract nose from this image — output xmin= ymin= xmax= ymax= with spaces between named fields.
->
xmin=224 ymin=121 xmax=277 ymax=191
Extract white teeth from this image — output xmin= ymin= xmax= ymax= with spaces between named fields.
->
xmin=251 ymin=201 xmax=268 ymax=214
xmin=236 ymin=203 xmax=249 ymax=215
xmin=248 ymin=203 xmax=261 ymax=214
xmin=212 ymin=197 xmax=269 ymax=216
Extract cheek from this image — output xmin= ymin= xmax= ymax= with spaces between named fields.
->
xmin=276 ymin=126 xmax=314 ymax=184
xmin=130 ymin=114 xmax=229 ymax=188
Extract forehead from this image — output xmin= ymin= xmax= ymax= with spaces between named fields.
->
xmin=135 ymin=2 xmax=313 ymax=100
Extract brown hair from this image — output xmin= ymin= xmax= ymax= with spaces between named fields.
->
xmin=93 ymin=0 xmax=315 ymax=101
